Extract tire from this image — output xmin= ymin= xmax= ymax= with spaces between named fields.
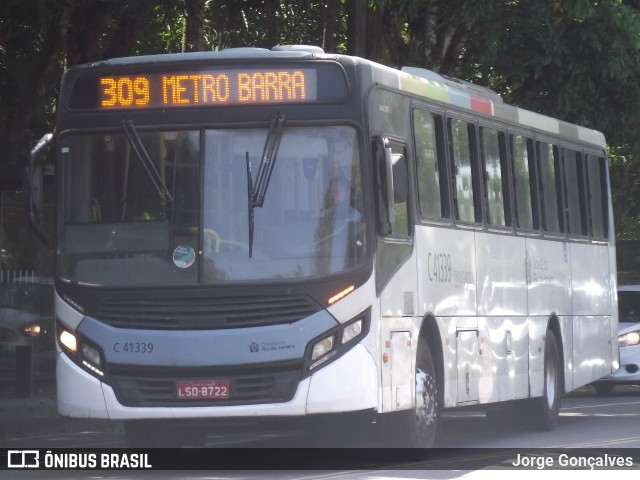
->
xmin=124 ymin=420 xmax=206 ymax=447
xmin=394 ymin=339 xmax=439 ymax=448
xmin=529 ymin=329 xmax=561 ymax=431
xmin=593 ymin=383 xmax=615 ymax=396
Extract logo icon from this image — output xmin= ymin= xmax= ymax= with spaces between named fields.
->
xmin=249 ymin=342 xmax=259 ymax=353
xmin=173 ymin=245 xmax=196 ymax=268
xmin=8 ymin=450 xmax=39 ymax=468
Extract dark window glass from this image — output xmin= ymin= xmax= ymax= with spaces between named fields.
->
xmin=449 ymin=119 xmax=477 ymax=223
xmin=481 ymin=127 xmax=507 ymax=227
xmin=586 ymin=154 xmax=608 ymax=240
xmin=414 ymin=110 xmax=446 ymax=219
xmin=511 ymin=135 xmax=536 ymax=231
xmin=563 ymin=148 xmax=587 ymax=237
xmin=538 ymin=142 xmax=563 ymax=234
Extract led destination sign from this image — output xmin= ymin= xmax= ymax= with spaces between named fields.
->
xmin=98 ymin=68 xmax=317 ymax=109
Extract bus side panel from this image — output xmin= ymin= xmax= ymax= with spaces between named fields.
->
xmin=475 ymin=232 xmax=527 ymax=317
xmin=415 ymin=225 xmax=476 ymax=317
xmin=474 ymin=232 xmax=530 ymax=403
xmin=478 ymin=316 xmax=529 ymax=403
xmin=572 ymin=316 xmax=613 ymax=388
xmin=379 ymin=251 xmax=418 ymax=413
xmin=526 ymin=238 xmax=572 ymax=317
xmin=436 ymin=316 xmax=458 ymax=408
xmin=570 ymin=243 xmax=611 ymax=316
xmin=380 ymin=314 xmax=416 ymax=413
xmin=416 ymin=225 xmax=476 ymax=408
xmin=528 ymin=317 xmax=550 ymax=397
xmin=609 ymin=243 xmax=619 ymax=373
xmin=526 ymin=238 xmax=574 ymax=395
xmin=570 ymin=242 xmax=613 ymax=387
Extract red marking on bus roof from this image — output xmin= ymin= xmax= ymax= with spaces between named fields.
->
xmin=471 ymin=95 xmax=493 ymax=116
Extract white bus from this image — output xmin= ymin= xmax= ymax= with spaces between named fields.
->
xmin=31 ymin=45 xmax=618 ymax=447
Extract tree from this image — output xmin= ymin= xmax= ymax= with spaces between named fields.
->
xmin=0 ymin=1 xmax=63 ymax=190
xmin=364 ymin=0 xmax=496 ymax=72
xmin=183 ymin=0 xmax=208 ymax=52
xmin=462 ymin=0 xmax=640 ymax=146
xmin=4 ymin=0 xmax=640 ymax=239
xmin=460 ymin=1 xmax=640 ymax=239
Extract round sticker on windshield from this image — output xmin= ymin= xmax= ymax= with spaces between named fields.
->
xmin=173 ymin=245 xmax=196 ymax=268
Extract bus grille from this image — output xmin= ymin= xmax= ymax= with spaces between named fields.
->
xmin=109 ymin=362 xmax=302 ymax=407
xmin=93 ymin=294 xmax=320 ymax=329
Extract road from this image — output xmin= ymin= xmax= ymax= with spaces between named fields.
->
xmin=3 ymin=386 xmax=640 ymax=479
xmin=6 ymin=385 xmax=640 ymax=449
xmin=437 ymin=385 xmax=640 ymax=449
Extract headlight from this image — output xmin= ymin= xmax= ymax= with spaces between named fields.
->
xmin=23 ymin=324 xmax=46 ymax=337
xmin=311 ymin=335 xmax=335 ymax=360
xmin=619 ymin=331 xmax=640 ymax=347
xmin=59 ymin=329 xmax=78 ymax=352
xmin=305 ymin=309 xmax=369 ymax=374
xmin=341 ymin=319 xmax=362 ymax=344
xmin=57 ymin=322 xmax=105 ymax=377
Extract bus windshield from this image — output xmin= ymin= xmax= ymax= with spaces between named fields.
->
xmin=58 ymin=126 xmax=365 ymax=286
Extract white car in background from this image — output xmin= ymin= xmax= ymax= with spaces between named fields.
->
xmin=591 ymin=284 xmax=640 ymax=395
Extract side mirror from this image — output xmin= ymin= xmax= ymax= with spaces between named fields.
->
xmin=373 ymin=137 xmax=409 ymax=234
xmin=28 ymin=133 xmax=54 ymax=247
xmin=373 ymin=137 xmax=391 ymax=234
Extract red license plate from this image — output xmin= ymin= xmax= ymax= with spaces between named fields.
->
xmin=176 ymin=380 xmax=230 ymax=399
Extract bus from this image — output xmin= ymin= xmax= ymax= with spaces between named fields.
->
xmin=30 ymin=45 xmax=618 ymax=447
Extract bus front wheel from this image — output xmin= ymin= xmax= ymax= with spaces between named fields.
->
xmin=399 ymin=339 xmax=439 ymax=448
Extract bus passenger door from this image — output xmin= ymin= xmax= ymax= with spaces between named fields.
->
xmin=456 ymin=328 xmax=479 ymax=403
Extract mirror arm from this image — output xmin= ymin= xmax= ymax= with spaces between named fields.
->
xmin=28 ymin=133 xmax=54 ymax=248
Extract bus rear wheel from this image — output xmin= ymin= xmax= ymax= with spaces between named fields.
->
xmin=528 ymin=329 xmax=561 ymax=431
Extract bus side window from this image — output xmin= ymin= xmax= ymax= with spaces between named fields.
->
xmin=449 ymin=118 xmax=479 ymax=224
xmin=413 ymin=109 xmax=448 ymax=220
xmin=562 ymin=148 xmax=588 ymax=237
xmin=510 ymin=134 xmax=538 ymax=232
xmin=537 ymin=141 xmax=563 ymax=235
xmin=480 ymin=126 xmax=509 ymax=228
xmin=586 ymin=154 xmax=608 ymax=241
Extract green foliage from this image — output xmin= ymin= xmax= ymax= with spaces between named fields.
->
xmin=609 ymin=144 xmax=640 ymax=240
xmin=4 ymin=0 xmax=640 ymax=250
xmin=462 ymin=0 xmax=640 ymax=146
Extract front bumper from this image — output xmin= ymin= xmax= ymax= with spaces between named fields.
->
xmin=57 ymin=343 xmax=378 ymax=419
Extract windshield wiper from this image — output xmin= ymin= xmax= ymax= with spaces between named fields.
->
xmin=246 ymin=113 xmax=285 ymax=257
xmin=122 ymin=120 xmax=174 ymax=203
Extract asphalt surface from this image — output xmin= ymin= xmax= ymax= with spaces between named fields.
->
xmin=1 ymin=374 xmax=635 ymax=449
xmin=0 ymin=379 xmax=121 ymax=445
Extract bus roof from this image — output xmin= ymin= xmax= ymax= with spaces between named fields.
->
xmin=74 ymin=46 xmax=606 ymax=149
xmin=81 ymin=46 xmax=324 ymax=68
xmin=366 ymin=60 xmax=606 ymax=149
